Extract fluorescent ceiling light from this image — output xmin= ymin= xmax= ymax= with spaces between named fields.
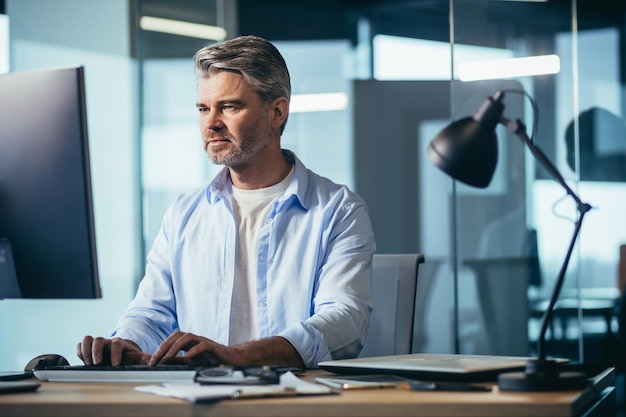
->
xmin=458 ymin=54 xmax=560 ymax=81
xmin=140 ymin=16 xmax=226 ymax=41
xmin=290 ymin=93 xmax=349 ymax=113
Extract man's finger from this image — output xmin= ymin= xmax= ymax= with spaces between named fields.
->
xmin=80 ymin=336 xmax=95 ymax=365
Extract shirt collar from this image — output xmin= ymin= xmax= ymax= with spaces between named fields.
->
xmin=205 ymin=149 xmax=309 ymax=210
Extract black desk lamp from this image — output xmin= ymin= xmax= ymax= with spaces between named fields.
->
xmin=427 ymin=90 xmax=592 ymax=391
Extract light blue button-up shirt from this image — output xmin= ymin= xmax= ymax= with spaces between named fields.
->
xmin=109 ymin=150 xmax=376 ymax=368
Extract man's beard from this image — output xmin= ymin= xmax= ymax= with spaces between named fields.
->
xmin=207 ymin=122 xmax=270 ymax=166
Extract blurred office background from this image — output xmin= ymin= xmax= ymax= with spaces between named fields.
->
xmin=1 ymin=0 xmax=625 ymax=391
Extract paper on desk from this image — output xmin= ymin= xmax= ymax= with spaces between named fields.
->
xmin=135 ymin=371 xmax=333 ymax=403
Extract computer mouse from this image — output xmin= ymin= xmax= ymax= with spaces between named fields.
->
xmin=24 ymin=354 xmax=70 ymax=372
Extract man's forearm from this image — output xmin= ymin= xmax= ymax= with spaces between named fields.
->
xmin=232 ymin=336 xmax=305 ymax=368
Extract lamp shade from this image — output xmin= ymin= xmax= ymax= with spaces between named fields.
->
xmin=426 ymin=94 xmax=505 ymax=188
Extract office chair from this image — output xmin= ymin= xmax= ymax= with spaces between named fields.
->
xmin=358 ymin=253 xmax=425 ymax=358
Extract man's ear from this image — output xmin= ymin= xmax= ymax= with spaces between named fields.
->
xmin=269 ymin=97 xmax=289 ymax=130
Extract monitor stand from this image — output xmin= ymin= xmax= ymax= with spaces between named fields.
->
xmin=0 ymin=238 xmax=22 ymax=298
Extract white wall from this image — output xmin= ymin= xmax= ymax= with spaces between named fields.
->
xmin=0 ymin=0 xmax=141 ymax=371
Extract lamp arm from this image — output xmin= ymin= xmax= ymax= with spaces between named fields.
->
xmin=503 ymin=118 xmax=592 ymax=361
xmin=535 ymin=210 xmax=588 ymax=360
xmin=504 ymin=119 xmax=587 ymax=207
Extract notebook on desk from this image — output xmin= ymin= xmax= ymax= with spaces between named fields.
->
xmin=33 ymin=364 xmax=198 ymax=383
xmin=318 ymin=353 xmax=539 ymax=382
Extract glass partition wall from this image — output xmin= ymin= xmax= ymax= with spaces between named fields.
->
xmin=447 ymin=0 xmax=625 ymax=366
xmin=136 ymin=0 xmax=626 ymax=369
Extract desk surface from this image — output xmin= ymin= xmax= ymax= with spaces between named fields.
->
xmin=0 ymin=369 xmax=615 ymax=417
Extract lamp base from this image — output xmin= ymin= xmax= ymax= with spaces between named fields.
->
xmin=498 ymin=358 xmax=589 ymax=391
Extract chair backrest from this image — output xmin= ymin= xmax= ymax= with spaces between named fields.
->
xmin=358 ymin=253 xmax=425 ymax=358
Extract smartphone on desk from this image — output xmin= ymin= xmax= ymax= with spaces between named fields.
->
xmin=0 ymin=371 xmax=33 ymax=382
xmin=315 ymin=374 xmax=492 ymax=392
xmin=0 ymin=380 xmax=40 ymax=394
xmin=315 ymin=374 xmax=412 ymax=390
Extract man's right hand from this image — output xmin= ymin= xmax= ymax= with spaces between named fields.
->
xmin=77 ymin=336 xmax=148 ymax=366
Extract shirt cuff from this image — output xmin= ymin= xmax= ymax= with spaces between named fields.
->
xmin=278 ymin=322 xmax=332 ymax=368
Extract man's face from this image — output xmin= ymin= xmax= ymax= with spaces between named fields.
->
xmin=196 ymin=71 xmax=273 ymax=168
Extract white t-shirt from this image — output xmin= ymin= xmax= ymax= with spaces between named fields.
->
xmin=228 ymin=167 xmax=294 ymax=345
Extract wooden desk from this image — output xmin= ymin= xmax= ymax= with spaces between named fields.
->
xmin=0 ymin=369 xmax=615 ymax=417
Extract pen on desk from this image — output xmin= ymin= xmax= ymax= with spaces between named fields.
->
xmin=231 ymin=387 xmax=298 ymax=399
xmin=400 ymin=381 xmax=491 ymax=392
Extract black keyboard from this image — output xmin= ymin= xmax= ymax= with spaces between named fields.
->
xmin=33 ymin=364 xmax=199 ymax=382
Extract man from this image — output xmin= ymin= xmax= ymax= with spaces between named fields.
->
xmin=77 ymin=35 xmax=376 ymax=369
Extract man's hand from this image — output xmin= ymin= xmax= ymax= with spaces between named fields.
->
xmin=148 ymin=331 xmax=305 ymax=368
xmin=148 ymin=332 xmax=231 ymax=366
xmin=77 ymin=336 xmax=148 ymax=366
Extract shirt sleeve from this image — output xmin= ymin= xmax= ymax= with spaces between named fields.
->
xmin=279 ymin=198 xmax=376 ymax=368
xmin=106 ymin=206 xmax=179 ymax=354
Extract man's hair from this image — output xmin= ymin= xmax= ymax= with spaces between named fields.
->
xmin=194 ymin=35 xmax=291 ymax=133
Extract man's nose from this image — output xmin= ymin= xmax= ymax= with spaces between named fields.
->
xmin=204 ymin=110 xmax=224 ymax=130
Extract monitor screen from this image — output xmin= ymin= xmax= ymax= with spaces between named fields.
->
xmin=0 ymin=65 xmax=101 ymax=299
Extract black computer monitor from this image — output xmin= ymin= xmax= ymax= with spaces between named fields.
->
xmin=0 ymin=65 xmax=101 ymax=299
